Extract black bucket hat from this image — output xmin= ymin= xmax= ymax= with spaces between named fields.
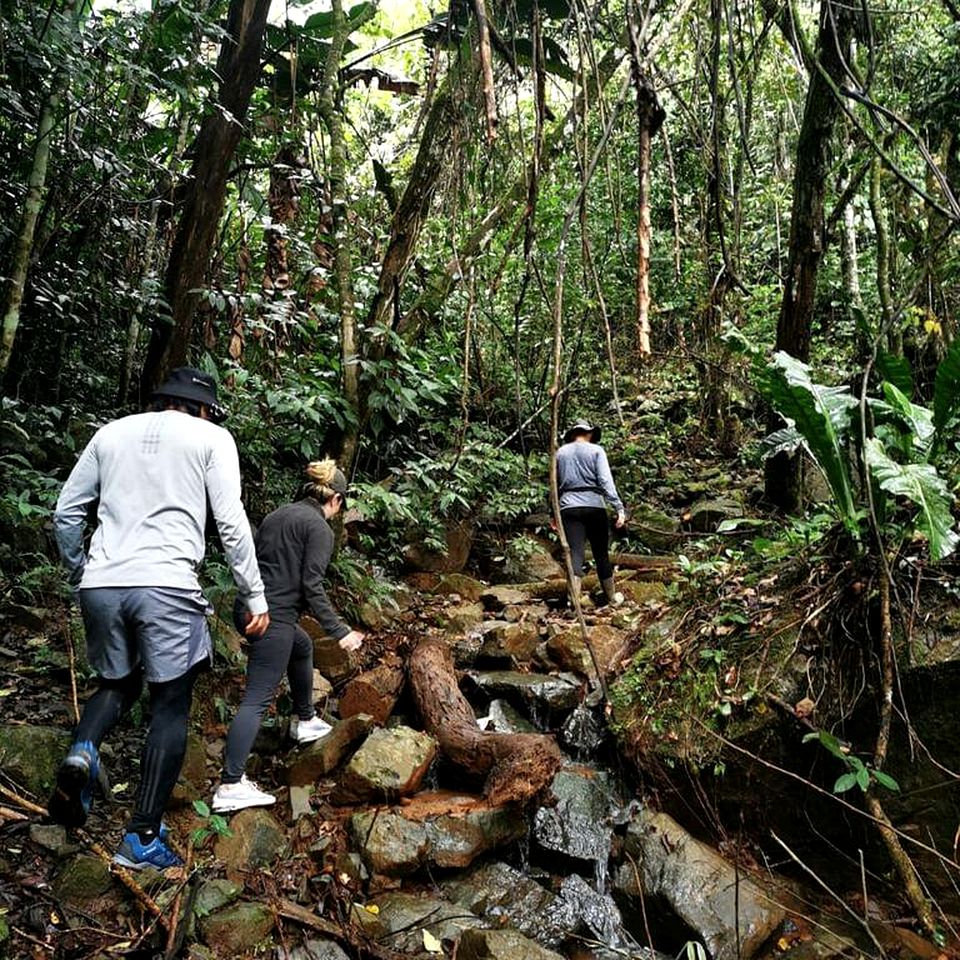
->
xmin=563 ymin=420 xmax=601 ymax=444
xmin=152 ymin=367 xmax=227 ymax=423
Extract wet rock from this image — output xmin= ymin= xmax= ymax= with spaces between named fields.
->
xmin=480 ymin=585 xmax=532 ymax=610
xmin=614 ymin=808 xmax=785 ymax=960
xmin=350 ymin=792 xmax=527 ymax=876
xmin=283 ymin=940 xmax=350 ymax=960
xmin=626 ymin=505 xmax=680 ymax=551
xmin=3 ymin=603 xmax=48 ymax=631
xmin=435 ymin=573 xmax=486 ymax=601
xmin=546 ymin=625 xmax=627 ymax=679
xmin=456 ymin=927 xmax=564 ymax=960
xmin=286 ymin=714 xmax=374 ymax=786
xmin=503 ymin=535 xmax=563 ymax=582
xmin=215 ymin=807 xmax=285 ymax=871
xmin=444 ymin=860 xmax=578 ymax=948
xmin=559 ymin=874 xmax=634 ymax=952
xmin=194 ymin=879 xmax=242 ymax=917
xmin=559 ymin=706 xmax=605 ymax=756
xmin=480 ymin=699 xmax=538 ymax=734
xmin=686 ymin=498 xmax=743 ymax=533
xmin=351 ymin=891 xmax=484 ymax=952
xmin=201 ymin=902 xmax=273 ymax=955
xmin=29 ymin=823 xmax=80 ymax=857
xmin=334 ymin=851 xmax=368 ymax=885
xmin=439 ymin=600 xmax=484 ymax=633
xmin=463 ymin=670 xmax=582 ymax=715
xmin=53 ymin=854 xmax=114 ymax=902
xmin=332 ymin=726 xmax=437 ymax=804
xmin=478 ymin=622 xmax=540 ymax=663
xmin=0 ymin=724 xmax=70 ymax=796
xmin=534 ymin=765 xmax=617 ymax=864
xmin=177 ymin=731 xmax=208 ymax=795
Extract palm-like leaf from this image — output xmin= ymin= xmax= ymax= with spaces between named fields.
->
xmin=756 ymin=352 xmax=860 ymax=537
xmin=865 ymin=438 xmax=959 ymax=561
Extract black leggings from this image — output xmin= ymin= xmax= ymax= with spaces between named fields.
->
xmin=221 ymin=618 xmax=315 ymax=784
xmin=561 ymin=506 xmax=613 ymax=580
xmin=75 ymin=663 xmax=202 ymax=838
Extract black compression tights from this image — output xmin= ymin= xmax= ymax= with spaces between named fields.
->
xmin=74 ymin=664 xmax=202 ymax=840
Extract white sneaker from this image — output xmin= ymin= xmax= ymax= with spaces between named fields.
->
xmin=291 ymin=716 xmax=333 ymax=744
xmin=211 ymin=775 xmax=276 ymax=813
xmin=610 ymin=592 xmax=625 ymax=607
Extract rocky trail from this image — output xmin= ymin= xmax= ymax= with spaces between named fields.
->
xmin=0 ymin=546 xmax=954 ymax=960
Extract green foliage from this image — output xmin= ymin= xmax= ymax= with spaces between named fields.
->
xmin=191 ymin=799 xmax=233 ymax=847
xmin=755 ymin=351 xmax=861 ymax=539
xmin=802 ymin=731 xmax=900 ymax=795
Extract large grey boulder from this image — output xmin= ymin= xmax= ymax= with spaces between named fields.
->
xmin=614 ymin=809 xmax=785 ymax=960
xmin=350 ymin=793 xmax=526 ymax=876
xmin=534 ymin=764 xmax=618 ymax=865
xmin=546 ymin=624 xmax=628 ymax=679
xmin=478 ymin=621 xmax=540 ymax=663
xmin=201 ymin=902 xmax=273 ymax=956
xmin=443 ymin=860 xmax=578 ymax=948
xmin=332 ymin=725 xmax=436 ymax=803
xmin=215 ymin=807 xmax=285 ymax=872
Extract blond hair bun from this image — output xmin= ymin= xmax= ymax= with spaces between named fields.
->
xmin=305 ymin=459 xmax=337 ymax=486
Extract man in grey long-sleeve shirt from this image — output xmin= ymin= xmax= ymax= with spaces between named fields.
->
xmin=49 ymin=367 xmax=269 ymax=871
xmin=555 ymin=420 xmax=627 ymax=606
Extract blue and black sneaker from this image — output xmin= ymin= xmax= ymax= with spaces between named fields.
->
xmin=112 ymin=831 xmax=183 ymax=871
xmin=47 ymin=740 xmax=100 ymax=828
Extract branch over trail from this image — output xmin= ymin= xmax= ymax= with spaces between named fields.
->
xmin=408 ymin=638 xmax=561 ymax=805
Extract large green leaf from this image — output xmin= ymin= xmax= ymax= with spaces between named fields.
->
xmin=871 ymin=381 xmax=934 ymax=457
xmin=933 ymin=337 xmax=960 ymax=445
xmin=876 ymin=351 xmax=914 ymax=399
xmin=756 ymin=352 xmax=860 ymax=537
xmin=865 ymin=437 xmax=959 ymax=560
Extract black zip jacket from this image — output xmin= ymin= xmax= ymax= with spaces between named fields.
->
xmin=253 ymin=498 xmax=349 ymax=639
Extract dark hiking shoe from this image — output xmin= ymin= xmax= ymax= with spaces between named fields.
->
xmin=48 ymin=740 xmax=99 ymax=828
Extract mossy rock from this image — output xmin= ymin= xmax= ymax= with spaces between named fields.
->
xmin=0 ymin=724 xmax=71 ymax=797
xmin=53 ymin=854 xmax=115 ymax=902
xmin=201 ymin=902 xmax=274 ymax=956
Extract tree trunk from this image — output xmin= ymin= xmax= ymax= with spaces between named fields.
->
xmin=140 ymin=0 xmax=272 ymax=398
xmin=764 ymin=0 xmax=854 ymax=510
xmin=409 ymin=638 xmax=562 ymax=805
xmin=319 ymin=0 xmax=375 ymax=471
xmin=0 ymin=0 xmax=83 ymax=379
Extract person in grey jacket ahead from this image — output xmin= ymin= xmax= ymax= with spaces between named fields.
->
xmin=50 ymin=367 xmax=269 ymax=871
xmin=555 ymin=420 xmax=627 ymax=606
xmin=211 ymin=458 xmax=364 ymax=813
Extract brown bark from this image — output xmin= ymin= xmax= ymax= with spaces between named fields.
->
xmin=339 ymin=660 xmax=405 ymax=725
xmin=764 ymin=0 xmax=854 ymax=509
xmin=409 ymin=638 xmax=562 ymax=805
xmin=140 ymin=0 xmax=272 ymax=397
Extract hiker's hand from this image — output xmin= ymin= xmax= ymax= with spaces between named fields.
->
xmin=615 ymin=510 xmax=627 ymax=529
xmin=245 ymin=612 xmax=270 ymax=637
xmin=339 ymin=630 xmax=364 ymax=652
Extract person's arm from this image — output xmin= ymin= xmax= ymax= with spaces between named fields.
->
xmin=302 ymin=518 xmax=351 ymax=641
xmin=204 ymin=430 xmax=268 ymax=618
xmin=595 ymin=448 xmax=626 ymax=525
xmin=53 ymin=434 xmax=101 ymax=586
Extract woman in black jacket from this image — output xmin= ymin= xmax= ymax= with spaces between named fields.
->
xmin=212 ymin=459 xmax=364 ymax=812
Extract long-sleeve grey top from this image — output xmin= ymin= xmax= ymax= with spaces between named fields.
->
xmin=555 ymin=439 xmax=625 ymax=514
xmin=53 ymin=410 xmax=267 ymax=614
xmin=251 ymin=498 xmax=349 ymax=639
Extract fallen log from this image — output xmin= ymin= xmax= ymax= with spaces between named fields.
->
xmin=339 ymin=658 xmax=405 ymax=725
xmin=409 ymin=638 xmax=562 ymax=805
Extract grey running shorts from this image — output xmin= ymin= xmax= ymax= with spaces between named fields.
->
xmin=78 ymin=586 xmax=213 ymax=683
